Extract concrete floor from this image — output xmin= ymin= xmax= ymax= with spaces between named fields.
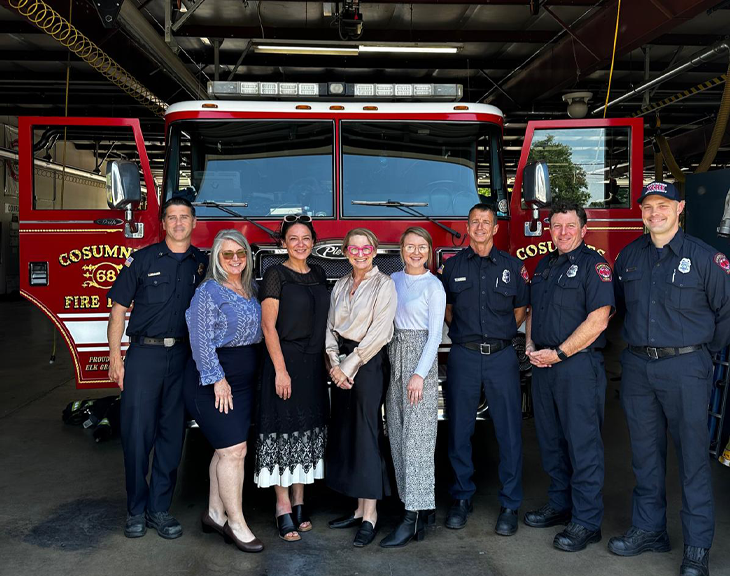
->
xmin=0 ymin=299 xmax=728 ymax=576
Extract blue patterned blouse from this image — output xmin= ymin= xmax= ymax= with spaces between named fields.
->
xmin=185 ymin=280 xmax=262 ymax=385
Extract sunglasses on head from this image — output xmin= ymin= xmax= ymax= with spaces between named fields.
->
xmin=283 ymin=214 xmax=312 ymax=223
xmin=221 ymin=249 xmax=246 ymax=260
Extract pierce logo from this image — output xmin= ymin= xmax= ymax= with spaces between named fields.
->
xmin=313 ymin=243 xmax=346 ymax=259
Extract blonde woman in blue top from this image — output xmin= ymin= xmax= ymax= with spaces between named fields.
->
xmin=185 ymin=229 xmax=264 ymax=553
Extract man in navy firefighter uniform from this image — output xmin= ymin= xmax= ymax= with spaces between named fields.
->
xmin=524 ymin=201 xmax=614 ymax=552
xmin=609 ymin=181 xmax=730 ymax=576
xmin=107 ymin=197 xmax=207 ymax=539
xmin=440 ymin=203 xmax=530 ymax=536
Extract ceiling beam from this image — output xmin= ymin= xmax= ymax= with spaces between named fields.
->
xmin=483 ymin=0 xmax=723 ymax=109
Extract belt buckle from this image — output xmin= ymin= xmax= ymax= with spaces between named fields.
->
xmin=163 ymin=337 xmax=175 ymax=348
xmin=646 ymin=346 xmax=659 ymax=360
xmin=479 ymin=343 xmax=491 ymax=355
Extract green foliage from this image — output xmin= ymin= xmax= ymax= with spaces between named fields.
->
xmin=528 ymin=135 xmax=590 ymax=206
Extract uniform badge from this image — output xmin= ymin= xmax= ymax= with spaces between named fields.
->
xmin=197 ymin=263 xmax=205 ymax=276
xmin=714 ymin=252 xmax=730 ymax=274
xmin=124 ymin=256 xmax=134 ymax=268
xmin=595 ymin=263 xmax=612 ymax=282
xmin=678 ymin=258 xmax=691 ymax=274
xmin=520 ymin=264 xmax=529 ymax=284
xmin=566 ymin=264 xmax=578 ymax=278
xmin=502 ymin=269 xmax=511 ymax=283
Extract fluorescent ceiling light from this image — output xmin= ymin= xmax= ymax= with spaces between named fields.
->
xmin=255 ymin=45 xmax=358 ymax=56
xmin=253 ymin=44 xmax=460 ymax=56
xmin=200 ymin=37 xmax=212 ymax=46
xmin=359 ymin=45 xmax=459 ymax=54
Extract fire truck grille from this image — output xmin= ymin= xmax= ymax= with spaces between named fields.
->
xmin=256 ymin=251 xmax=404 ymax=281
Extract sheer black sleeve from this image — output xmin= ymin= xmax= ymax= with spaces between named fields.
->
xmin=260 ymin=266 xmax=282 ymax=301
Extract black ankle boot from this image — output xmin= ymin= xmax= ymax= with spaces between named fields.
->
xmin=379 ymin=510 xmax=425 ymax=548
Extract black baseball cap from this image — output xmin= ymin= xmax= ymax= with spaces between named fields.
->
xmin=637 ymin=181 xmax=681 ymax=204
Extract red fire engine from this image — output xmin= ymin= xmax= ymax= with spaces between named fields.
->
xmin=17 ymin=81 xmax=645 ymax=395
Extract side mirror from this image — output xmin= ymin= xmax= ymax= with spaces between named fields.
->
xmin=522 ymin=161 xmax=551 ymax=207
xmin=106 ymin=160 xmax=142 ymax=209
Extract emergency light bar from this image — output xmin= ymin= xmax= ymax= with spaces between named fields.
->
xmin=208 ymin=81 xmax=463 ymax=102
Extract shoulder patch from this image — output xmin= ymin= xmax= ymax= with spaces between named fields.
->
xmin=124 ymin=256 xmax=134 ymax=268
xmin=520 ymin=264 xmax=529 ymax=283
xmin=595 ymin=263 xmax=612 ymax=282
xmin=714 ymin=252 xmax=730 ymax=274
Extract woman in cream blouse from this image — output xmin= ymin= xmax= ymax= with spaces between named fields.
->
xmin=325 ymin=227 xmax=397 ymax=548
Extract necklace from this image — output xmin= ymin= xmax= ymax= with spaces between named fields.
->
xmin=223 ymin=280 xmax=245 ymax=297
xmin=403 ymin=270 xmax=427 ymax=290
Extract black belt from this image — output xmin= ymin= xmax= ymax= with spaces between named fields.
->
xmin=460 ymin=340 xmax=510 ymax=355
xmin=534 ymin=344 xmax=593 ymax=355
xmin=131 ymin=335 xmax=187 ymax=347
xmin=628 ymin=344 xmax=703 ymax=360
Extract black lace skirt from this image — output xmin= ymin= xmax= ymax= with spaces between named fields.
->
xmin=254 ymin=341 xmax=328 ymax=487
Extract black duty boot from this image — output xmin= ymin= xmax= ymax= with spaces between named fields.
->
xmin=523 ymin=503 xmax=571 ymax=528
xmin=379 ymin=510 xmax=425 ymax=548
xmin=445 ymin=499 xmax=473 ymax=530
xmin=680 ymin=546 xmax=709 ymax=576
xmin=553 ymin=522 xmax=601 ymax=552
xmin=607 ymin=526 xmax=671 ymax=556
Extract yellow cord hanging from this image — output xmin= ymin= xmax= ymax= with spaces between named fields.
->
xmin=603 ymin=0 xmax=622 ymax=118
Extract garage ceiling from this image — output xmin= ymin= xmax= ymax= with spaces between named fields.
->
xmin=0 ymin=0 xmax=728 ymax=181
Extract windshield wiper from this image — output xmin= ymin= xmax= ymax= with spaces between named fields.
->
xmin=351 ymin=200 xmax=461 ymax=239
xmin=192 ymin=201 xmax=279 ymax=240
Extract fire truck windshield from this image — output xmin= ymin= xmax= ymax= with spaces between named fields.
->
xmin=163 ymin=120 xmax=335 ymax=218
xmin=342 ymin=121 xmax=505 ymax=218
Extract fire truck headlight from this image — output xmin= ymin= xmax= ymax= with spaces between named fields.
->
xmin=329 ymin=82 xmax=345 ymax=96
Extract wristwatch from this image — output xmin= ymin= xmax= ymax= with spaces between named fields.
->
xmin=556 ymin=347 xmax=568 ymax=361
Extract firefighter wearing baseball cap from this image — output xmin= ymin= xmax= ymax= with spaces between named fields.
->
xmin=609 ymin=180 xmax=730 ymax=576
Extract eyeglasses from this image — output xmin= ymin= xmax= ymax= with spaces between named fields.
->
xmin=283 ymin=214 xmax=312 ymax=223
xmin=346 ymin=245 xmax=374 ymax=256
xmin=404 ymin=244 xmax=429 ymax=254
xmin=221 ymin=249 xmax=247 ymax=260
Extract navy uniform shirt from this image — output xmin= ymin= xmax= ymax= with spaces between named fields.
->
xmin=108 ymin=241 xmax=208 ymax=339
xmin=441 ymin=245 xmax=530 ymax=343
xmin=615 ymin=229 xmax=730 ymax=353
xmin=530 ymin=243 xmax=615 ymax=349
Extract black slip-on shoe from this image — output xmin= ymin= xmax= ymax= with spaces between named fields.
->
xmin=329 ymin=513 xmax=363 ymax=529
xmin=495 ymin=507 xmax=518 ymax=536
xmin=353 ymin=521 xmax=377 ymax=547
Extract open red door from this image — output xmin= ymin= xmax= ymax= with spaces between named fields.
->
xmin=18 ymin=117 xmax=160 ymax=388
xmin=510 ymin=118 xmax=645 ymax=274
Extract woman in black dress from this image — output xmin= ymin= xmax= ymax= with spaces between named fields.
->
xmin=255 ymin=215 xmax=329 ymax=542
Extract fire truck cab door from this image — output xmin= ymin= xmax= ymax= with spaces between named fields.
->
xmin=18 ymin=117 xmax=159 ymax=388
xmin=511 ymin=118 xmax=644 ymax=271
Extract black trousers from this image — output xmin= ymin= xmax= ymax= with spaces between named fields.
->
xmin=620 ymin=348 xmax=714 ymax=548
xmin=532 ymin=351 xmax=606 ymax=531
xmin=445 ymin=344 xmax=523 ymax=509
xmin=326 ymin=339 xmax=390 ymax=500
xmin=120 ymin=343 xmax=189 ymax=515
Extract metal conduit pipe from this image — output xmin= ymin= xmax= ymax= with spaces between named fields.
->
xmin=8 ymin=0 xmax=168 ymax=116
xmin=117 ymin=1 xmax=207 ymax=101
xmin=592 ymin=41 xmax=730 ymax=116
